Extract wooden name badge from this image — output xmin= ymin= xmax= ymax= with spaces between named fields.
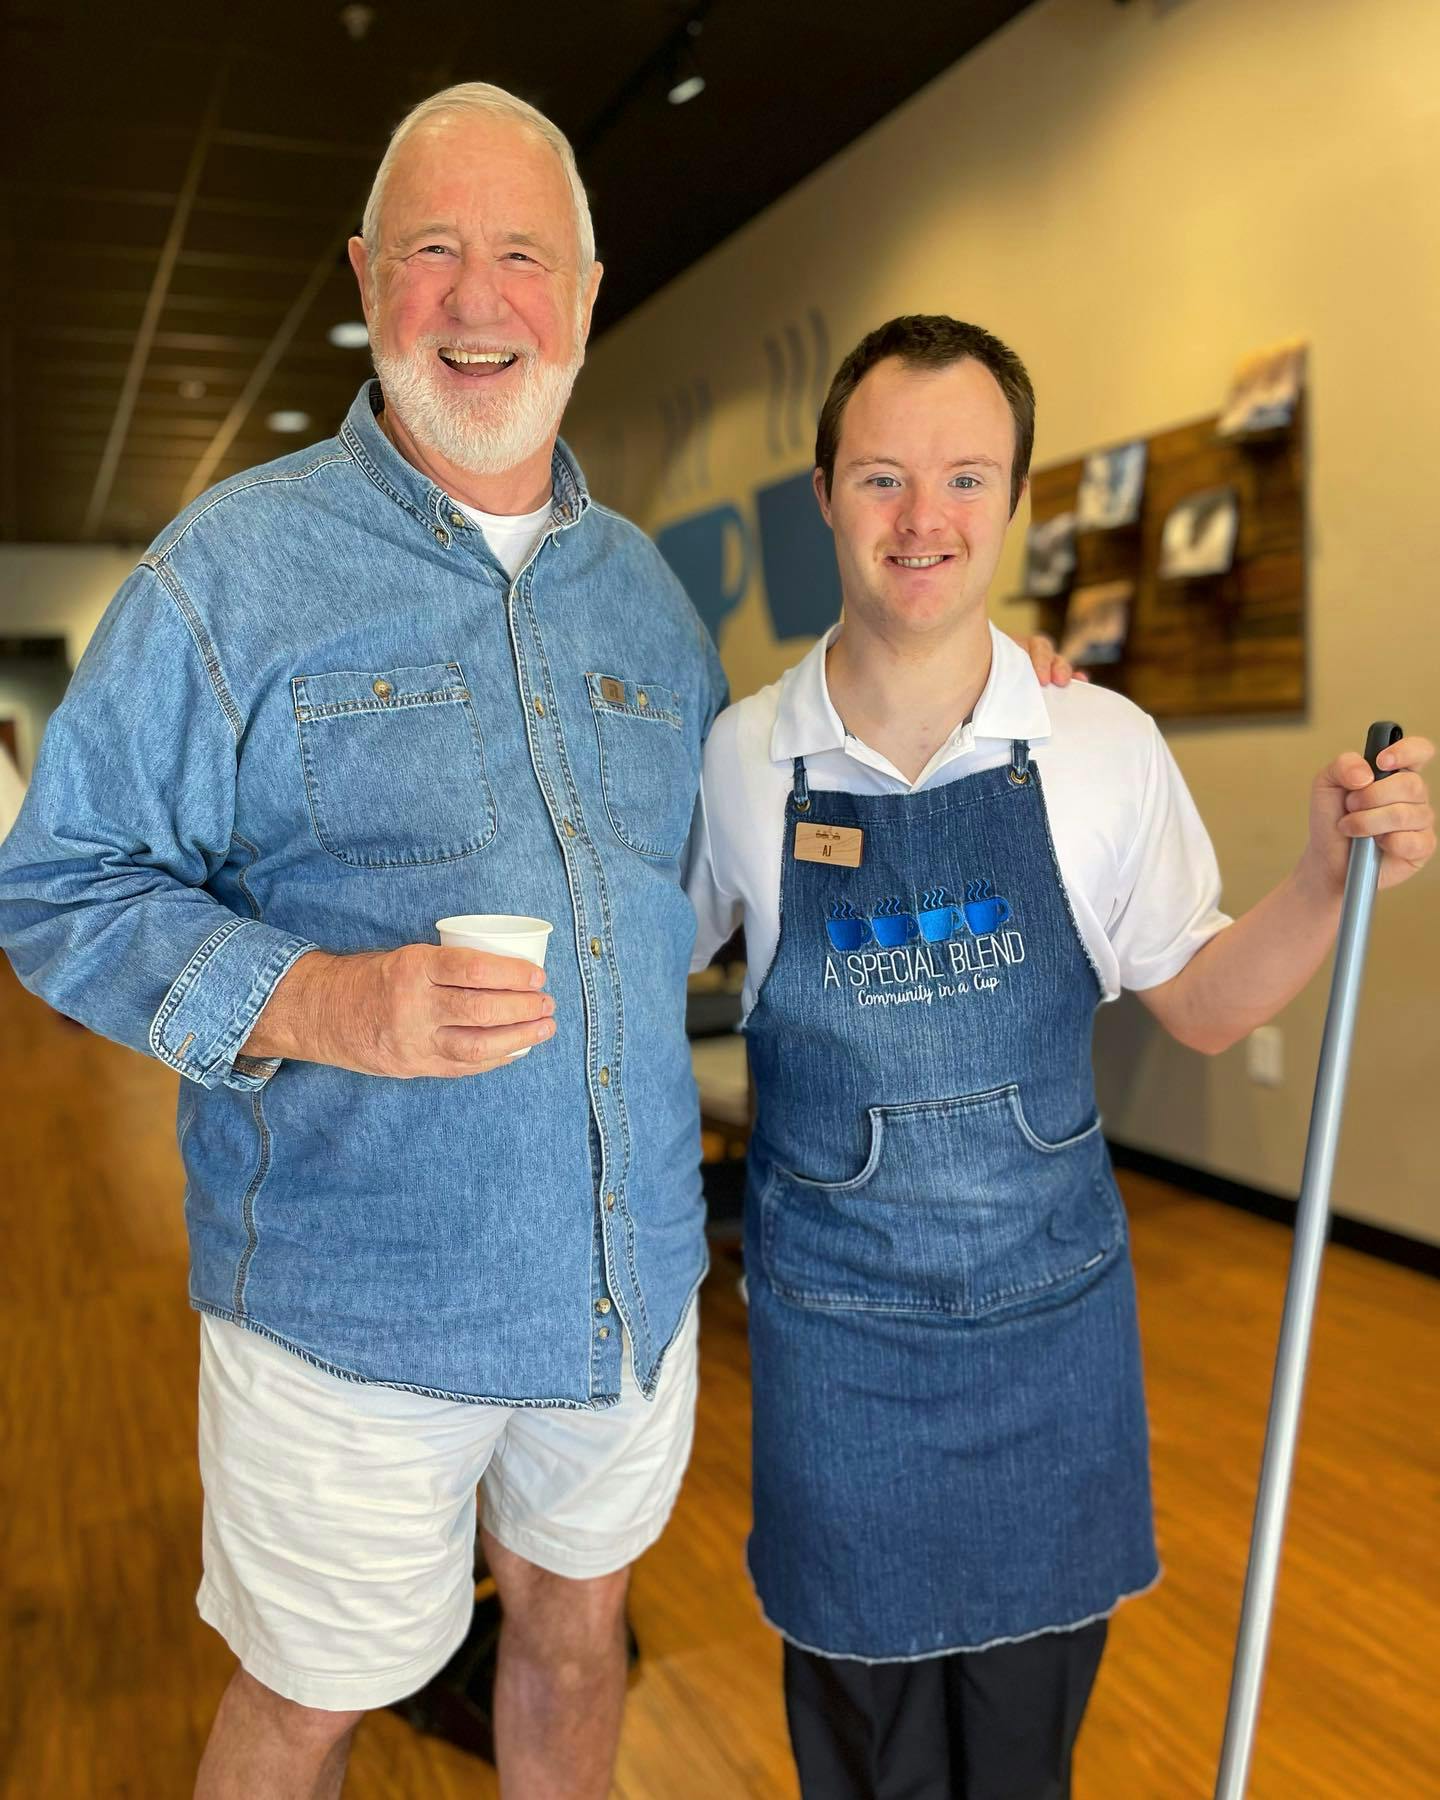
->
xmin=794 ymin=823 xmax=864 ymax=868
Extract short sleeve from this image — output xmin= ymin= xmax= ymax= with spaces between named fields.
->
xmin=683 ymin=711 xmax=743 ymax=972
xmin=1107 ymin=723 xmax=1232 ymax=990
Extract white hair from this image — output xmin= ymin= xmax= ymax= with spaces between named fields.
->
xmin=361 ymin=81 xmax=595 ymax=269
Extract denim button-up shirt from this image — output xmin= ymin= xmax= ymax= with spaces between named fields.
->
xmin=0 ymin=382 xmax=727 ymax=1406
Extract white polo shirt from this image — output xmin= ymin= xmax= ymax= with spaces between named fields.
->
xmin=686 ymin=625 xmax=1232 ymax=1017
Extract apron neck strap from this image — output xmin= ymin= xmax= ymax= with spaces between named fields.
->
xmin=794 ymin=744 xmax=1028 ymax=802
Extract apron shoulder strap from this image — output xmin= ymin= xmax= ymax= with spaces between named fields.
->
xmin=792 ymin=756 xmax=811 ymax=812
xmin=1009 ymin=739 xmax=1032 ymax=785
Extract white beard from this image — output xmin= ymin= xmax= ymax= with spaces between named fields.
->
xmin=373 ymin=332 xmax=583 ymax=475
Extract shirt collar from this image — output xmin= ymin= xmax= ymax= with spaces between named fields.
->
xmin=339 ymin=379 xmax=591 ymax=539
xmin=770 ymin=621 xmax=1053 ymax=765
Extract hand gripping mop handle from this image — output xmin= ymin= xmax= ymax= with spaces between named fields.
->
xmin=1214 ymin=721 xmax=1403 ymax=1800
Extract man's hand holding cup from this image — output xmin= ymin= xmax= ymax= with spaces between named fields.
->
xmin=243 ymin=916 xmax=557 ymax=1078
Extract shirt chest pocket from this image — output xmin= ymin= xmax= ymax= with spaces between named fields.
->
xmin=587 ymin=673 xmax=698 ymax=861
xmin=293 ymin=661 xmax=497 ymax=868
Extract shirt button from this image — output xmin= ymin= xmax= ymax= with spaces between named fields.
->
xmin=590 ymin=937 xmax=602 ymax=958
xmin=599 ymin=1066 xmax=611 ymax=1087
xmin=449 ymin=510 xmax=465 ymax=526
xmin=595 ymin=1298 xmax=612 ymax=1316
xmin=372 ymin=678 xmax=393 ymax=699
xmin=597 ymin=1326 xmax=610 ymax=1339
xmin=605 ymin=1191 xmax=616 ymax=1211
xmin=637 ymin=690 xmax=649 ymax=709
xmin=533 ymin=697 xmax=546 ymax=717
xmin=432 ymin=526 xmax=449 ymax=546
xmin=562 ymin=818 xmax=577 ymax=838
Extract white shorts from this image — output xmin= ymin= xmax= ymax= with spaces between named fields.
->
xmin=195 ymin=1305 xmax=699 ymax=1711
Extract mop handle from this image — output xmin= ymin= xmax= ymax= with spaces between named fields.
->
xmin=1213 ymin=720 xmax=1403 ymax=1800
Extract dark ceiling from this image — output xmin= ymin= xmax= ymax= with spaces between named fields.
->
xmin=1 ymin=0 xmax=1034 ymax=546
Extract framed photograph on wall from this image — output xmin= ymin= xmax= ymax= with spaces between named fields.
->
xmin=1022 ymin=511 xmax=1077 ymax=598
xmin=1060 ymin=580 xmax=1134 ymax=667
xmin=1075 ymin=442 xmax=1147 ymax=530
xmin=1159 ymin=487 xmax=1240 ymax=579
xmin=1217 ymin=340 xmax=1306 ymax=439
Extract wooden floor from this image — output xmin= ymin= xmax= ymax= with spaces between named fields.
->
xmin=2 ymin=958 xmax=1436 ymax=1799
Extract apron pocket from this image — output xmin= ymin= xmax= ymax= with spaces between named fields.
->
xmin=759 ymin=1084 xmax=1124 ymax=1320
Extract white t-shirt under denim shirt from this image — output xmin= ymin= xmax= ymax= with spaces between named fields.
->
xmin=452 ymin=497 xmax=554 ymax=581
xmin=686 ymin=624 xmax=1232 ymax=1017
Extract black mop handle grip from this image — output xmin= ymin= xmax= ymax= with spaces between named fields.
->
xmin=1364 ymin=721 xmax=1404 ymax=780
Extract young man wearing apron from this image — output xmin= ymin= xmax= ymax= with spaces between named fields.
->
xmin=685 ymin=316 xmax=1434 ymax=1799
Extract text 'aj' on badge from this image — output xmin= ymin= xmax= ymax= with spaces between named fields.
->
xmin=794 ymin=823 xmax=863 ymax=868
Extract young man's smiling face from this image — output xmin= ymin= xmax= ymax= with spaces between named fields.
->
xmin=815 ymin=355 xmax=1023 ymax=642
xmin=349 ymin=112 xmax=602 ymax=476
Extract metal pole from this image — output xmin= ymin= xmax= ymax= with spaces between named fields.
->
xmin=1213 ymin=721 xmax=1402 ymax=1800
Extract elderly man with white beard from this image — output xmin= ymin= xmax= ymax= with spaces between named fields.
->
xmin=0 ymin=84 xmax=1077 ymax=1797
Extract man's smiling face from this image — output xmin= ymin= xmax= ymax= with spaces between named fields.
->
xmin=816 ymin=355 xmax=1021 ymax=641
xmin=350 ymin=113 xmax=602 ymax=475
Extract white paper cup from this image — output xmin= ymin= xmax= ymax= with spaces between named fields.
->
xmin=435 ymin=914 xmax=554 ymax=1057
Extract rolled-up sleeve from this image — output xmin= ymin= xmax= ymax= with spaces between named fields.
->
xmin=0 ymin=563 xmax=315 ymax=1089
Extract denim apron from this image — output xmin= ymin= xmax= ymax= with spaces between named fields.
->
xmin=744 ymin=741 xmax=1158 ymax=1660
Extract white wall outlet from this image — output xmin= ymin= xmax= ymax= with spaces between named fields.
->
xmin=1246 ymin=1025 xmax=1284 ymax=1087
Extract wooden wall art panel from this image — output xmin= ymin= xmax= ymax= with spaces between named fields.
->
xmin=1023 ymin=404 xmax=1306 ymax=719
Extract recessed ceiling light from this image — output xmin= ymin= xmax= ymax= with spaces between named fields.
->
xmin=328 ymin=321 xmax=370 ymax=349
xmin=178 ymin=379 xmax=207 ymax=399
xmin=668 ymin=19 xmax=706 ymax=105
xmin=266 ymin=410 xmax=311 ymax=434
xmin=339 ymin=3 xmax=376 ymax=41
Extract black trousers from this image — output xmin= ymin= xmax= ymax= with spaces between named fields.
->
xmin=782 ymin=1620 xmax=1108 ymax=1800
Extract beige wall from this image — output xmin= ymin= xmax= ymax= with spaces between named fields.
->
xmin=566 ymin=0 xmax=1440 ymax=1241
xmin=0 ymin=546 xmax=138 ymax=772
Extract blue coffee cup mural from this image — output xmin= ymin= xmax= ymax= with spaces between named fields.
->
xmin=654 ymin=503 xmax=752 ymax=641
xmin=657 ymin=476 xmax=843 ymax=650
xmin=871 ymin=895 xmax=919 ymax=947
xmin=755 ymin=470 xmax=845 ymax=642
xmin=962 ymin=878 xmax=1012 ymax=937
xmin=826 ymin=899 xmax=873 ymax=952
xmin=648 ymin=312 xmax=848 ymax=651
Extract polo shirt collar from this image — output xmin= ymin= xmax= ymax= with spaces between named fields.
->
xmin=770 ymin=621 xmax=1054 ymax=766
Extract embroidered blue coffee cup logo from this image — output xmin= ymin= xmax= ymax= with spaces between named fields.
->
xmin=823 ymin=881 xmax=1014 ymax=952
xmin=962 ymin=878 xmax=1012 ymax=937
xmin=826 ymin=898 xmax=873 ymax=952
xmin=871 ymin=894 xmax=919 ymax=947
xmin=917 ymin=885 xmax=966 ymax=944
